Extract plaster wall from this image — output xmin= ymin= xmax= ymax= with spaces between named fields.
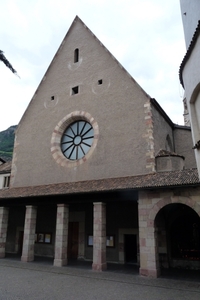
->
xmin=151 ymin=105 xmax=174 ymax=155
xmin=180 ymin=0 xmax=200 ymax=49
xmin=156 ymin=156 xmax=184 ymax=172
xmin=182 ymin=36 xmax=200 ymax=175
xmin=173 ymin=127 xmax=196 ymax=169
xmin=0 ymin=175 xmax=4 ymax=189
xmin=12 ymin=19 xmax=149 ymax=188
xmin=182 ymin=37 xmax=200 ymax=102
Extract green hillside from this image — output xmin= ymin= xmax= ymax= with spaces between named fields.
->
xmin=0 ymin=125 xmax=17 ymax=161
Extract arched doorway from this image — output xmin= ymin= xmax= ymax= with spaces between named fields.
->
xmin=155 ymin=203 xmax=200 ymax=270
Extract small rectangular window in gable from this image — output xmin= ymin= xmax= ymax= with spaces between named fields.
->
xmin=71 ymin=86 xmax=79 ymax=95
xmin=98 ymin=79 xmax=103 ymax=85
xmin=74 ymin=48 xmax=79 ymax=63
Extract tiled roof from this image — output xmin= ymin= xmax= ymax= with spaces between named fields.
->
xmin=0 ymin=158 xmax=6 ymax=164
xmin=0 ymin=169 xmax=199 ymax=199
xmin=155 ymin=149 xmax=184 ymax=159
xmin=0 ymin=161 xmax=11 ymax=174
xmin=179 ymin=20 xmax=200 ymax=87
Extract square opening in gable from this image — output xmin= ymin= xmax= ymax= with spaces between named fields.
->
xmin=98 ymin=79 xmax=103 ymax=85
xmin=71 ymin=86 xmax=79 ymax=95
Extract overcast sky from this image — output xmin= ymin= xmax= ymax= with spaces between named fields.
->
xmin=0 ymin=0 xmax=186 ymax=132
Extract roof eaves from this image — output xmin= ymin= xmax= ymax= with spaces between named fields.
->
xmin=0 ymin=169 xmax=199 ymax=200
xmin=179 ymin=20 xmax=200 ymax=87
xmin=150 ymin=98 xmax=174 ymax=127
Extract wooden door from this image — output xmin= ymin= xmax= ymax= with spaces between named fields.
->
xmin=67 ymin=222 xmax=79 ymax=259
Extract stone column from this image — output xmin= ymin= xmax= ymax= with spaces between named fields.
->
xmin=92 ymin=202 xmax=107 ymax=271
xmin=54 ymin=204 xmax=69 ymax=267
xmin=21 ymin=206 xmax=37 ymax=262
xmin=138 ymin=192 xmax=160 ymax=277
xmin=0 ymin=207 xmax=9 ymax=258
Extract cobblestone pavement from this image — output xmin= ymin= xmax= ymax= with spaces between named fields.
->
xmin=0 ymin=259 xmax=200 ymax=300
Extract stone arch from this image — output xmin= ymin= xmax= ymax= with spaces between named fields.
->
xmin=152 ymin=197 xmax=200 ymax=270
xmin=149 ymin=196 xmax=200 ymax=223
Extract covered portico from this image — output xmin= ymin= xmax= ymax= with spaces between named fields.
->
xmin=0 ymin=168 xmax=199 ymax=277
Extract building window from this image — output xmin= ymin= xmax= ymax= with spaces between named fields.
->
xmin=74 ymin=48 xmax=79 ymax=63
xmin=3 ymin=176 xmax=10 ymax=188
xmin=51 ymin=111 xmax=99 ymax=168
xmin=98 ymin=79 xmax=103 ymax=85
xmin=71 ymin=86 xmax=79 ymax=95
xmin=61 ymin=120 xmax=94 ymax=160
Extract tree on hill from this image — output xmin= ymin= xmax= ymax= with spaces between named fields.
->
xmin=0 ymin=50 xmax=18 ymax=76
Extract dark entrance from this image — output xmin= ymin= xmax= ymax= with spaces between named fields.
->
xmin=124 ymin=234 xmax=137 ymax=263
xmin=67 ymin=222 xmax=79 ymax=259
xmin=18 ymin=231 xmax=24 ymax=255
xmin=156 ymin=203 xmax=200 ymax=271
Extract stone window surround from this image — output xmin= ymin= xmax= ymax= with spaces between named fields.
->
xmin=51 ymin=111 xmax=99 ymax=168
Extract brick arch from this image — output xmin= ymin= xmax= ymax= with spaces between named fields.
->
xmin=149 ymin=196 xmax=200 ymax=223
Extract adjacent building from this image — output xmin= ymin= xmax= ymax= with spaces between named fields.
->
xmin=0 ymin=159 xmax=11 ymax=189
xmin=179 ymin=0 xmax=200 ymax=177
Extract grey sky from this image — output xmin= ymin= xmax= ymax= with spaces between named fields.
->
xmin=0 ymin=0 xmax=186 ymax=131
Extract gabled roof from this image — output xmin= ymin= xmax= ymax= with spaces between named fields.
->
xmin=0 ymin=168 xmax=199 ymax=199
xmin=179 ymin=20 xmax=200 ymax=87
xmin=150 ymin=98 xmax=191 ymax=130
xmin=17 ymin=16 xmax=151 ymax=133
xmin=150 ymin=98 xmax=174 ymax=127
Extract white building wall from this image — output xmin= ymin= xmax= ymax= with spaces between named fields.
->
xmin=0 ymin=174 xmax=5 ymax=189
xmin=0 ymin=173 xmax=10 ymax=189
xmin=180 ymin=0 xmax=200 ymax=48
xmin=181 ymin=19 xmax=200 ymax=177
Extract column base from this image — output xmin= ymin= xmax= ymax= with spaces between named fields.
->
xmin=0 ymin=252 xmax=5 ymax=258
xmin=92 ymin=262 xmax=107 ymax=271
xmin=21 ymin=255 xmax=34 ymax=262
xmin=54 ymin=258 xmax=68 ymax=267
xmin=139 ymin=268 xmax=160 ymax=278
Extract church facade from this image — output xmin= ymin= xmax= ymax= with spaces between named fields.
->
xmin=0 ymin=16 xmax=200 ymax=277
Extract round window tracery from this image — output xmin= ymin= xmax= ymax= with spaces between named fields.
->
xmin=51 ymin=111 xmax=99 ymax=168
xmin=61 ymin=121 xmax=94 ymax=160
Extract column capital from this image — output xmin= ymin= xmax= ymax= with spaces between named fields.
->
xmin=57 ymin=204 xmax=69 ymax=208
xmin=25 ymin=205 xmax=37 ymax=209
